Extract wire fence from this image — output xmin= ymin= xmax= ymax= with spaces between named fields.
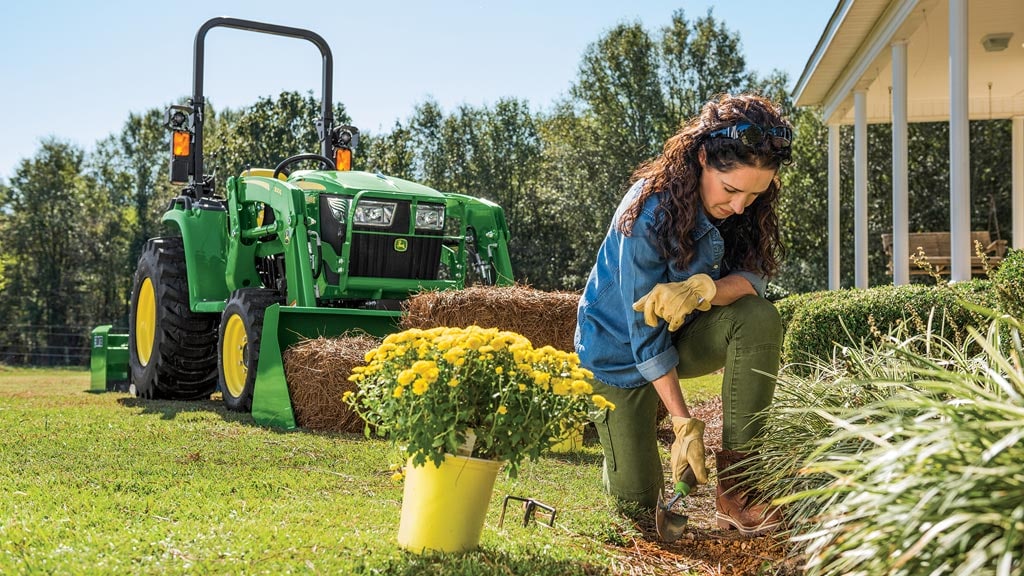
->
xmin=0 ymin=324 xmax=128 ymax=367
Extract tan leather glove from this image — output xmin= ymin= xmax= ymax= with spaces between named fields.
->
xmin=671 ymin=416 xmax=708 ymax=486
xmin=632 ymin=274 xmax=717 ymax=331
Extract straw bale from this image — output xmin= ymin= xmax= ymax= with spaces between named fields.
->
xmin=283 ymin=334 xmax=380 ymax=433
xmin=401 ymin=285 xmax=581 ymax=352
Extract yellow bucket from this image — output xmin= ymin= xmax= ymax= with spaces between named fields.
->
xmin=397 ymin=453 xmax=504 ymax=553
xmin=548 ymin=423 xmax=585 ymax=453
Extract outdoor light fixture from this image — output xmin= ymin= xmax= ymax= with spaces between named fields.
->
xmin=981 ymin=32 xmax=1013 ymax=52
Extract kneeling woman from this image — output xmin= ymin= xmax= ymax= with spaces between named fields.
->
xmin=574 ymin=93 xmax=792 ymax=536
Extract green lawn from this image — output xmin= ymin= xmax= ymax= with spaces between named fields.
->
xmin=0 ymin=367 xmax=721 ymax=575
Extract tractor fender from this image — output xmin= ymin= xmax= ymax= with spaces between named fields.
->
xmin=161 ymin=199 xmax=232 ymax=314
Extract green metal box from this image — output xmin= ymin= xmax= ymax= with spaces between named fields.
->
xmin=90 ymin=325 xmax=129 ymax=392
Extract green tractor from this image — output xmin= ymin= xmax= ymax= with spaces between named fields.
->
xmin=128 ymin=17 xmax=513 ymax=428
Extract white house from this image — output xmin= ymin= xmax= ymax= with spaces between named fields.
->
xmin=793 ymin=0 xmax=1024 ymax=288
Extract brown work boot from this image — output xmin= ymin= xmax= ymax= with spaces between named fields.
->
xmin=715 ymin=450 xmax=782 ymax=536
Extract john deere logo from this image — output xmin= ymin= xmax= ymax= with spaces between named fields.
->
xmin=394 ymin=238 xmax=408 ymax=253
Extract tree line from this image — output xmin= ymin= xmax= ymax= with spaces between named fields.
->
xmin=0 ymin=9 xmax=1014 ymax=365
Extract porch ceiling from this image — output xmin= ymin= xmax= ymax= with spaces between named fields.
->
xmin=794 ymin=0 xmax=1024 ymax=125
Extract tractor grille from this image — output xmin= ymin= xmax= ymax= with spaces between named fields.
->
xmin=319 ymin=195 xmax=442 ymax=281
xmin=349 ymin=233 xmax=442 ymax=280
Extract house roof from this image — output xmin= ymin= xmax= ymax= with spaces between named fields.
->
xmin=794 ymin=0 xmax=1024 ymax=125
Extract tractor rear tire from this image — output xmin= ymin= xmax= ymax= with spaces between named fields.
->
xmin=218 ymin=289 xmax=282 ymax=413
xmin=129 ymin=237 xmax=220 ymax=400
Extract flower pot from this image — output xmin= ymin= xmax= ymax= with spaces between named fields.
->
xmin=548 ymin=423 xmax=585 ymax=453
xmin=397 ymin=453 xmax=504 ymax=553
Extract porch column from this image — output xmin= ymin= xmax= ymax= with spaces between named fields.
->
xmin=949 ymin=0 xmax=970 ymax=281
xmin=828 ymin=124 xmax=841 ymax=290
xmin=854 ymin=89 xmax=869 ymax=288
xmin=1013 ymin=116 xmax=1023 ymax=249
xmin=892 ymin=40 xmax=909 ymax=285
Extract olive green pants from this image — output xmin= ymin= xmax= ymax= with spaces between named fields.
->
xmin=591 ymin=295 xmax=782 ymax=508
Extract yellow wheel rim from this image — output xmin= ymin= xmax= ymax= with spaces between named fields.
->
xmin=222 ymin=314 xmax=249 ymax=398
xmin=135 ymin=278 xmax=156 ymax=366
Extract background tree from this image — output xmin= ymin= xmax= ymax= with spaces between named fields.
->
xmin=0 ymin=139 xmax=125 ymax=364
xmin=660 ymin=9 xmax=753 ymax=128
xmin=207 ymin=91 xmax=351 ymax=187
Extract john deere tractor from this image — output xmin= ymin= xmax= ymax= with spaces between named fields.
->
xmin=128 ymin=17 xmax=513 ymax=428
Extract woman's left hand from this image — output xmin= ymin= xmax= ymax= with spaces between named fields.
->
xmin=632 ymin=274 xmax=717 ymax=331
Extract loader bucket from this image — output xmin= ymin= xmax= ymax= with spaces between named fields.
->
xmin=251 ymin=304 xmax=402 ymax=429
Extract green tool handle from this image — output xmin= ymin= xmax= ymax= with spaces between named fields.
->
xmin=673 ymin=467 xmax=698 ymax=497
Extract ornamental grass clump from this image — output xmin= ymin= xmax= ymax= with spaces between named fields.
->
xmin=747 ymin=309 xmax=1024 ymax=575
xmin=345 ymin=325 xmax=613 ymax=478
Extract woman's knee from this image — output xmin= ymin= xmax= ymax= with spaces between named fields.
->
xmin=725 ymin=295 xmax=782 ymax=344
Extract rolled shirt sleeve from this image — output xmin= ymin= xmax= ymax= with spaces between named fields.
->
xmin=731 ymin=269 xmax=768 ymax=298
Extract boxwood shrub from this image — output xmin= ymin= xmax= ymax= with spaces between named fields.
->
xmin=991 ymin=247 xmax=1024 ymax=320
xmin=777 ymin=279 xmax=1000 ymax=368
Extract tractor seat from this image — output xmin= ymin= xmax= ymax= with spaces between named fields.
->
xmin=239 ymin=168 xmax=287 ymax=180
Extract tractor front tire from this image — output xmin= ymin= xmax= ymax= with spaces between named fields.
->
xmin=129 ymin=237 xmax=219 ymax=400
xmin=218 ymin=289 xmax=282 ymax=413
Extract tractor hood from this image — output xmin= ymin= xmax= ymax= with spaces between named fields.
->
xmin=288 ymin=170 xmax=449 ymax=200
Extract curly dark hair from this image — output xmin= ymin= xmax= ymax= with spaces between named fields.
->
xmin=619 ymin=93 xmax=792 ymax=278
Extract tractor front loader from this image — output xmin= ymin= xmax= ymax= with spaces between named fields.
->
xmin=126 ymin=17 xmax=513 ymax=429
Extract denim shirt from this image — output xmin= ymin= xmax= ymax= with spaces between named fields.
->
xmin=574 ymin=180 xmax=767 ymax=389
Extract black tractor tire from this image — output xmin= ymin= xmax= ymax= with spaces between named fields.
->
xmin=129 ymin=237 xmax=219 ymax=400
xmin=217 ymin=289 xmax=282 ymax=413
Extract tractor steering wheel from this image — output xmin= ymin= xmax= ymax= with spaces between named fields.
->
xmin=272 ymin=154 xmax=337 ymax=179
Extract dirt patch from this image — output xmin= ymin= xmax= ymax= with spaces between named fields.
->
xmin=616 ymin=396 xmax=797 ymax=576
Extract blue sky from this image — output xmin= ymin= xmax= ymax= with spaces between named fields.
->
xmin=0 ymin=1 xmax=835 ymax=180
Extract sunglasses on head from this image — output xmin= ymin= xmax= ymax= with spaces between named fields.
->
xmin=707 ymin=123 xmax=792 ymax=148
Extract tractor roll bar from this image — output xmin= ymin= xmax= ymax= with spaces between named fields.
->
xmin=190 ymin=17 xmax=334 ymax=196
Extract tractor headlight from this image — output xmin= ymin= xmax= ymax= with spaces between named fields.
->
xmin=415 ymin=204 xmax=445 ymax=230
xmin=326 ymin=197 xmax=349 ymax=221
xmin=353 ymin=200 xmax=396 ymax=228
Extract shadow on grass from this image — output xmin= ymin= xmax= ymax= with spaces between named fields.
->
xmin=116 ymin=396 xmax=264 ymax=427
xmin=352 ymin=548 xmax=610 ymax=576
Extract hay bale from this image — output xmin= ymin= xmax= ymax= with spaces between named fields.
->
xmin=283 ymin=334 xmax=380 ymax=433
xmin=401 ymin=285 xmax=581 ymax=352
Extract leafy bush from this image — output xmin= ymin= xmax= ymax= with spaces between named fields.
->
xmin=748 ymin=313 xmax=1024 ymax=575
xmin=991 ymin=247 xmax=1024 ymax=319
xmin=776 ymin=280 xmax=999 ymax=369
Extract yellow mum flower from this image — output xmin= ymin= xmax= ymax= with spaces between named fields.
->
xmin=532 ymin=371 xmax=551 ymax=386
xmin=518 ymin=383 xmax=527 ymax=392
xmin=412 ymin=378 xmax=429 ymax=395
xmin=411 ymin=360 xmax=439 ymax=383
xmin=391 ymin=471 xmax=404 ymax=482
xmin=448 ymin=378 xmax=460 ymax=387
xmin=552 ymin=379 xmax=570 ymax=396
xmin=571 ymin=380 xmax=593 ymax=395
xmin=591 ymin=394 xmax=616 ymax=411
xmin=443 ymin=346 xmax=466 ymax=365
xmin=495 ymin=366 xmax=504 ymax=375
xmin=393 ymin=385 xmax=405 ymax=398
xmin=397 ymin=369 xmax=416 ymax=386
xmin=497 ymin=405 xmax=508 ymax=415
xmin=342 ymin=390 xmax=354 ymax=402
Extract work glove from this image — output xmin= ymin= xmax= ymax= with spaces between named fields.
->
xmin=671 ymin=416 xmax=708 ymax=486
xmin=632 ymin=274 xmax=717 ymax=331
